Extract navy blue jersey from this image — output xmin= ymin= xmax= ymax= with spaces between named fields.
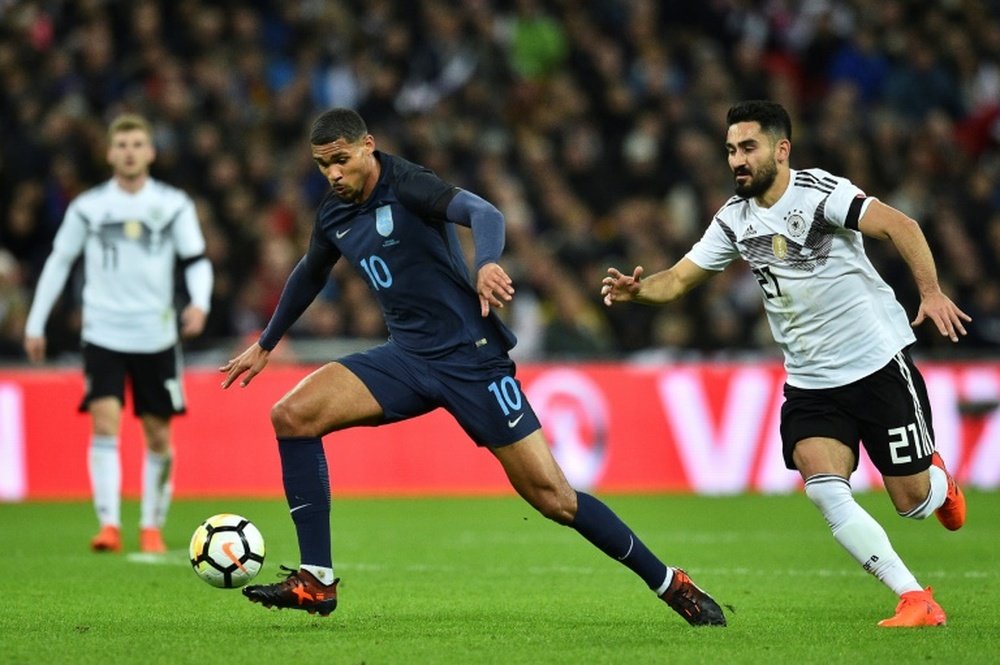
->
xmin=310 ymin=152 xmax=516 ymax=356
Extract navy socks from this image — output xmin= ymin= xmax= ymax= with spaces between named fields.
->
xmin=570 ymin=491 xmax=668 ymax=590
xmin=278 ymin=437 xmax=331 ymax=568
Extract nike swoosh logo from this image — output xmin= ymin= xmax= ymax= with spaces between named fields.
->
xmin=221 ymin=541 xmax=249 ymax=572
xmin=507 ymin=414 xmax=525 ymax=428
xmin=290 ymin=503 xmax=311 ymax=514
xmin=336 ymin=228 xmax=352 ymax=239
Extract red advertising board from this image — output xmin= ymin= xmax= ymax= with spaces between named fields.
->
xmin=1 ymin=360 xmax=998 ymax=500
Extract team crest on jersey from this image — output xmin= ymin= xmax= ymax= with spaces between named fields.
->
xmin=124 ymin=220 xmax=143 ymax=240
xmin=772 ymin=235 xmax=788 ymax=260
xmin=375 ymin=205 xmax=394 ymax=237
xmin=785 ymin=210 xmax=807 ymax=238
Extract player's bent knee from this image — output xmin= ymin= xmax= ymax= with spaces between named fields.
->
xmin=270 ymin=399 xmax=313 ymax=437
xmin=529 ymin=488 xmax=575 ymax=524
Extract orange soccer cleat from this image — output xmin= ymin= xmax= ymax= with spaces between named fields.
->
xmin=90 ymin=525 xmax=122 ymax=553
xmin=931 ymin=452 xmax=966 ymax=531
xmin=878 ymin=587 xmax=946 ymax=627
xmin=140 ymin=527 xmax=167 ymax=554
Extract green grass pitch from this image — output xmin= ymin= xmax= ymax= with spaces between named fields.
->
xmin=2 ymin=491 xmax=998 ymax=664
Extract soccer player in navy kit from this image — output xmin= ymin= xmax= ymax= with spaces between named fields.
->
xmin=221 ymin=108 xmax=725 ymax=625
xmin=603 ymin=100 xmax=969 ymax=627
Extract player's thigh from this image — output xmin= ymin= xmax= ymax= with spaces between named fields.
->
xmin=272 ymin=361 xmax=387 ymax=436
xmin=780 ymin=383 xmax=860 ymax=477
xmin=791 ymin=437 xmax=857 ymax=479
xmin=129 ymin=346 xmax=185 ymax=418
xmin=80 ymin=343 xmax=127 ymax=413
xmin=490 ymin=430 xmax=575 ymax=521
xmin=856 ymin=350 xmax=935 ymax=477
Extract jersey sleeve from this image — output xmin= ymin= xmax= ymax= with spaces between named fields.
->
xmin=823 ymin=176 xmax=875 ymax=231
xmin=171 ymin=195 xmax=206 ymax=259
xmin=395 ymin=166 xmax=458 ymax=219
xmin=685 ymin=218 xmax=740 ymax=271
xmin=446 ymin=189 xmax=505 ymax=269
xmin=171 ymin=195 xmax=213 ymax=311
xmin=24 ymin=202 xmax=88 ymax=337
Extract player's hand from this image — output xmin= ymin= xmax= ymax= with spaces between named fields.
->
xmin=601 ymin=266 xmax=644 ymax=306
xmin=24 ymin=336 xmax=46 ymax=363
xmin=180 ymin=305 xmax=208 ymax=339
xmin=219 ymin=343 xmax=271 ymax=388
xmin=911 ymin=292 xmax=971 ymax=342
xmin=476 ymin=262 xmax=515 ymax=317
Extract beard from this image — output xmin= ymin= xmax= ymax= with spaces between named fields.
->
xmin=733 ymin=159 xmax=778 ymax=198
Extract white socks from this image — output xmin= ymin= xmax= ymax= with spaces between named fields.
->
xmin=89 ymin=435 xmax=121 ymax=527
xmin=140 ymin=451 xmax=173 ymax=529
xmin=804 ymin=474 xmax=922 ymax=596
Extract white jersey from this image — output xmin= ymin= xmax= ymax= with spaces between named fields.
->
xmin=25 ymin=177 xmax=211 ymax=353
xmin=686 ymin=168 xmax=915 ymax=389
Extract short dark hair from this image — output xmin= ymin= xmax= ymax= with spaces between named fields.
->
xmin=310 ymin=108 xmax=368 ymax=145
xmin=726 ymin=100 xmax=792 ymax=142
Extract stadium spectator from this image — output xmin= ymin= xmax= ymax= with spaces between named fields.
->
xmin=22 ymin=113 xmax=213 ymax=555
xmin=1 ymin=0 xmax=998 ymax=361
xmin=219 ymin=107 xmax=727 ymax=626
xmin=602 ymin=100 xmax=969 ymax=628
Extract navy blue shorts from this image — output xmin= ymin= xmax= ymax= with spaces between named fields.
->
xmin=780 ymin=347 xmax=935 ymax=477
xmin=338 ymin=339 xmax=541 ymax=448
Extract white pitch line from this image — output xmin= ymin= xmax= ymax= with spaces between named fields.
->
xmin=125 ymin=550 xmax=190 ymax=566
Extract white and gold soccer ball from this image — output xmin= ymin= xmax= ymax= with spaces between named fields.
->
xmin=189 ymin=513 xmax=266 ymax=588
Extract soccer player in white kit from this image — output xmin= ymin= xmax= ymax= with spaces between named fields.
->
xmin=602 ymin=100 xmax=970 ymax=628
xmin=24 ymin=114 xmax=213 ymax=554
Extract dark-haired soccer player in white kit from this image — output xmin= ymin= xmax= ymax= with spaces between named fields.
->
xmin=24 ymin=114 xmax=213 ymax=554
xmin=221 ymin=107 xmax=726 ymax=626
xmin=603 ymin=100 xmax=969 ymax=628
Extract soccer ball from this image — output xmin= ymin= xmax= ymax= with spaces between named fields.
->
xmin=189 ymin=513 xmax=266 ymax=588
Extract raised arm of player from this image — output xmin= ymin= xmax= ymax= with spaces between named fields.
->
xmin=857 ymin=199 xmax=971 ymax=342
xmin=602 ymin=257 xmax=713 ymax=307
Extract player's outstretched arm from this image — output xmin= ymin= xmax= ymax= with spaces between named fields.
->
xmin=220 ymin=342 xmax=271 ymax=389
xmin=858 ymin=200 xmax=972 ymax=342
xmin=477 ymin=262 xmax=515 ymax=317
xmin=602 ymin=258 xmax=712 ymax=306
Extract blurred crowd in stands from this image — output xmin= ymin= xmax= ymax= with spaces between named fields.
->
xmin=2 ymin=0 xmax=1000 ymax=362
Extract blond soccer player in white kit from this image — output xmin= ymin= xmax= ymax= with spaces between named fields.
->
xmin=24 ymin=114 xmax=212 ymax=554
xmin=602 ymin=100 xmax=970 ymax=628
